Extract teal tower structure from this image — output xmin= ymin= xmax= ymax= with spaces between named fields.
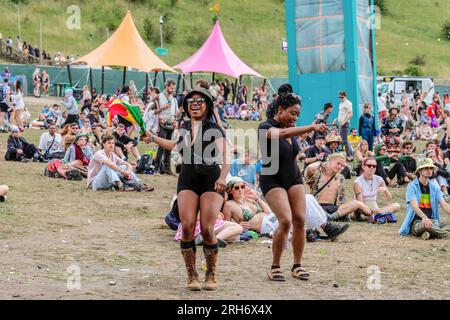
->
xmin=285 ymin=0 xmax=378 ymax=128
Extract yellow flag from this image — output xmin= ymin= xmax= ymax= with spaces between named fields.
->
xmin=210 ymin=3 xmax=221 ymax=14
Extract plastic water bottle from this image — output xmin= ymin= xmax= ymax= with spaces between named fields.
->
xmin=201 ymin=254 xmax=207 ymax=272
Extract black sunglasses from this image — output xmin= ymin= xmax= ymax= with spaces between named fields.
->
xmin=187 ymin=98 xmax=206 ymax=105
xmin=365 ymin=164 xmax=377 ymax=168
xmin=233 ymin=185 xmax=246 ymax=191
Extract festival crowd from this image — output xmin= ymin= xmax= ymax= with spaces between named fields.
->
xmin=1 ymin=68 xmax=450 ymax=291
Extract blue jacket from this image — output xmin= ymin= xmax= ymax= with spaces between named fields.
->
xmin=358 ymin=114 xmax=376 ymax=137
xmin=399 ymin=178 xmax=442 ymax=236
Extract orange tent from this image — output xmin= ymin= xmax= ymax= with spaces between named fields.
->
xmin=72 ymin=10 xmax=175 ymax=73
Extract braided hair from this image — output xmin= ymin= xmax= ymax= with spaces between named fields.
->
xmin=266 ymin=93 xmax=301 ymax=121
xmin=266 ymin=83 xmax=295 ymax=119
xmin=275 ymin=93 xmax=301 ymax=111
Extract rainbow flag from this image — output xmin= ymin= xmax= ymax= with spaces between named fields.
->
xmin=105 ymin=99 xmax=146 ymax=135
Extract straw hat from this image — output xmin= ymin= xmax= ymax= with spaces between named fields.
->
xmin=415 ymin=158 xmax=436 ymax=174
xmin=389 ymin=103 xmax=400 ymax=112
xmin=326 ymin=135 xmax=342 ymax=145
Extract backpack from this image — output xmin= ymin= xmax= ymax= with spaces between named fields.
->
xmin=45 ymin=159 xmax=63 ymax=178
xmin=44 ymin=159 xmax=82 ymax=180
xmin=66 ymin=169 xmax=83 ymax=181
xmin=370 ymin=212 xmax=397 ymax=224
xmin=135 ymin=154 xmax=154 ymax=174
xmin=164 ymin=199 xmax=180 ymax=230
xmin=165 ymin=211 xmax=180 ymax=231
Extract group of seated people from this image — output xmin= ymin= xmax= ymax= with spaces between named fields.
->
xmin=166 ymin=149 xmax=406 ymax=247
xmin=168 ymin=136 xmax=450 ymax=245
xmin=223 ymin=103 xmax=261 ymax=121
xmin=3 ymin=80 xmax=450 ymax=242
xmin=4 ymin=114 xmax=153 ymax=192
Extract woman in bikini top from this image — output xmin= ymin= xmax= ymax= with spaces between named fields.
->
xmin=222 ymin=177 xmax=272 ymax=233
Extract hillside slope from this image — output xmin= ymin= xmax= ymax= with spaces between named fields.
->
xmin=0 ymin=0 xmax=449 ymax=78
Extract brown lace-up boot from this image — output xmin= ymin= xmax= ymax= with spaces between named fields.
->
xmin=181 ymin=247 xmax=201 ymax=291
xmin=203 ymin=245 xmax=218 ymax=291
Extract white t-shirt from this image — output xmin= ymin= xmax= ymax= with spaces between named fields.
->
xmin=39 ymin=132 xmax=64 ymax=154
xmin=158 ymin=91 xmax=178 ymax=121
xmin=354 ymin=174 xmax=384 ymax=202
xmin=117 ymin=94 xmax=130 ymax=103
xmin=338 ymin=99 xmax=353 ymax=124
xmin=87 ymin=150 xmax=127 ymax=186
xmin=12 ymin=90 xmax=25 ymax=109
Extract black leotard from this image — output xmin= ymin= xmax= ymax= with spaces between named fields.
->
xmin=258 ymin=118 xmax=303 ymax=196
xmin=176 ymin=120 xmax=226 ymax=197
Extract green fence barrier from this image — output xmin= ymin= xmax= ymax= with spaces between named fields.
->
xmin=0 ymin=63 xmax=178 ymax=97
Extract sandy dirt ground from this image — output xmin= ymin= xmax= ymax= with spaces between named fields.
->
xmin=0 ymin=97 xmax=449 ymax=300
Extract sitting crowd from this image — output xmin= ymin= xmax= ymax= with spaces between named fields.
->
xmin=1 ymin=79 xmax=450 ymax=244
xmin=162 ymin=85 xmax=450 ymax=243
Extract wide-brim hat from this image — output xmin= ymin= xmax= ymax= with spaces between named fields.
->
xmin=389 ymin=104 xmax=400 ymax=112
xmin=415 ymin=158 xmax=436 ymax=173
xmin=314 ymin=133 xmax=326 ymax=140
xmin=74 ymin=132 xmax=88 ymax=142
xmin=182 ymin=87 xmax=214 ymax=119
xmin=326 ymin=135 xmax=342 ymax=145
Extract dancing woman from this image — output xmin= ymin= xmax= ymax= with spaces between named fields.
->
xmin=259 ymin=93 xmax=328 ymax=281
xmin=143 ymin=87 xmax=229 ymax=291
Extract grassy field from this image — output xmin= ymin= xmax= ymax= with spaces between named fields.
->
xmin=0 ymin=0 xmax=449 ymax=78
xmin=0 ymin=96 xmax=449 ymax=300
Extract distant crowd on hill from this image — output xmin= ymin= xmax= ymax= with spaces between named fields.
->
xmin=0 ymin=33 xmax=77 ymax=66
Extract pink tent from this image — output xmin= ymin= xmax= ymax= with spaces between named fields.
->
xmin=174 ymin=21 xmax=263 ymax=78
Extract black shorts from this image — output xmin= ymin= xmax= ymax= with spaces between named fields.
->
xmin=260 ymin=174 xmax=303 ymax=196
xmin=320 ymin=204 xmax=339 ymax=215
xmin=0 ymin=102 xmax=9 ymax=113
xmin=177 ymin=164 xmax=224 ymax=197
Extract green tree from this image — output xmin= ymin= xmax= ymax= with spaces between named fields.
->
xmin=442 ymin=21 xmax=450 ymax=40
xmin=374 ymin=0 xmax=387 ymax=14
xmin=404 ymin=65 xmax=424 ymax=76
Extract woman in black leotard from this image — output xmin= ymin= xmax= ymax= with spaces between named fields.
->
xmin=258 ymin=93 xmax=328 ymax=282
xmin=143 ymin=87 xmax=229 ymax=291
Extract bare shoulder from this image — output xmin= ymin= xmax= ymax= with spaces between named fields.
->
xmin=223 ymin=200 xmax=238 ymax=211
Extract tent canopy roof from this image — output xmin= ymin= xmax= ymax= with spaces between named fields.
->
xmin=72 ymin=11 xmax=175 ymax=73
xmin=174 ymin=21 xmax=263 ymax=79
